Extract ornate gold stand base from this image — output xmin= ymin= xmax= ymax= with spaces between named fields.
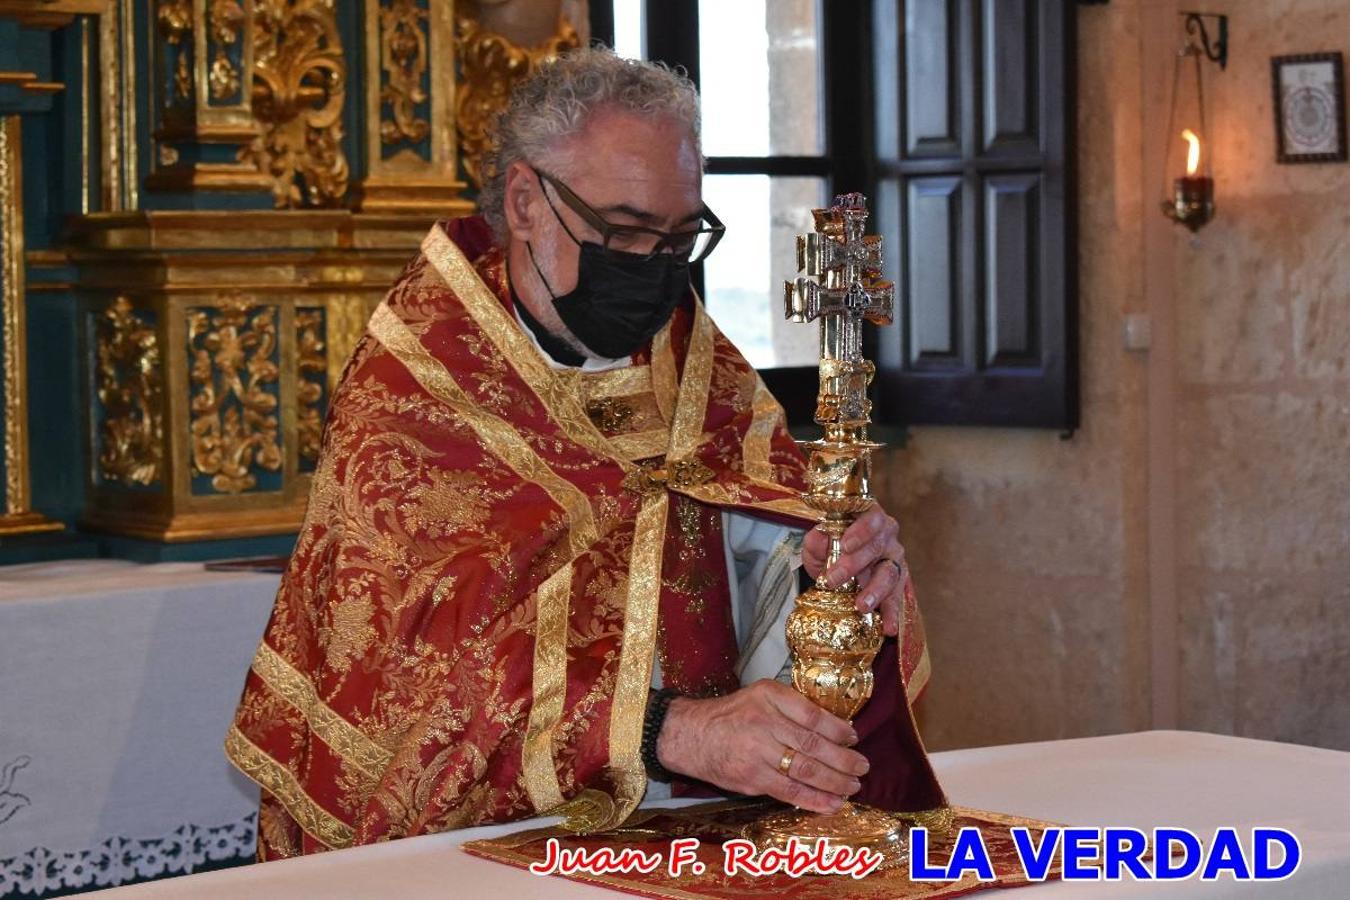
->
xmin=744 ymin=801 xmax=908 ymax=870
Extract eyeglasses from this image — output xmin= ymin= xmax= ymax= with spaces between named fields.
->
xmin=534 ymin=168 xmax=725 ymax=264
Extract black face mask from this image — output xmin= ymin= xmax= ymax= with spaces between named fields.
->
xmin=527 ymin=239 xmax=689 ymax=360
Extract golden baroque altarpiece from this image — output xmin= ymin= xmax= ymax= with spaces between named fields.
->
xmin=0 ymin=0 xmax=581 ymax=542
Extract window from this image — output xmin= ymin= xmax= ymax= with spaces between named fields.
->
xmin=590 ymin=1 xmax=1079 ymax=430
xmin=595 ymin=0 xmax=846 ymax=423
xmin=872 ymin=0 xmax=1078 ymax=429
xmin=604 ymin=0 xmax=830 ymax=371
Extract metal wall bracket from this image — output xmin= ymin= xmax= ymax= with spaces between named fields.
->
xmin=1182 ymin=12 xmax=1229 ymax=70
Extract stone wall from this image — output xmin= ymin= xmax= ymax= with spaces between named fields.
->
xmin=881 ymin=0 xmax=1350 ymax=752
xmin=1172 ymin=0 xmax=1350 ymax=749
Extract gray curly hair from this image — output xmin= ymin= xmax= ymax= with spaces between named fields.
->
xmin=478 ymin=47 xmax=702 ymax=242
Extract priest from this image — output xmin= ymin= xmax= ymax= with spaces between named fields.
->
xmin=226 ymin=46 xmax=945 ymax=859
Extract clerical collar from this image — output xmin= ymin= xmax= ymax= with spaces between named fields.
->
xmin=510 ymin=286 xmax=587 ymax=367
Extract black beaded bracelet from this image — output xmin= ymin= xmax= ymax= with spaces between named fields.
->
xmin=640 ymin=688 xmax=681 ymax=783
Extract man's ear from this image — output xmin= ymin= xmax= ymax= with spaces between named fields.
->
xmin=503 ymin=161 xmax=539 ymax=243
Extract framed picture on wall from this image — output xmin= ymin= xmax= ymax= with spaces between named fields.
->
xmin=1271 ymin=52 xmax=1347 ymax=163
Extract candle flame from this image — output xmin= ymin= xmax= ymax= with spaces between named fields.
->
xmin=1181 ymin=129 xmax=1202 ymax=176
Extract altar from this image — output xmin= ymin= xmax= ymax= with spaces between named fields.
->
xmin=82 ymin=731 xmax=1350 ymax=899
xmin=0 ymin=560 xmax=281 ymax=896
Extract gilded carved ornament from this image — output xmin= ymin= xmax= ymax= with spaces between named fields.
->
xmin=243 ymin=0 xmax=350 ymax=208
xmin=95 ymin=297 xmax=165 ymax=488
xmin=187 ymin=297 xmax=283 ymax=494
xmin=157 ymin=0 xmax=194 ymax=104
xmin=296 ymin=307 xmax=326 ymax=466
xmin=208 ymin=0 xmax=247 ymax=102
xmin=455 ymin=11 xmax=581 ymax=187
xmin=378 ymin=0 xmax=431 ymax=148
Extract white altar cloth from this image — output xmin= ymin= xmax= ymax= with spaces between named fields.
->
xmin=89 ymin=730 xmax=1350 ymax=898
xmin=0 ymin=560 xmax=281 ymax=896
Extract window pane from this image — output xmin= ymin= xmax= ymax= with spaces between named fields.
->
xmin=612 ymin=0 xmax=644 ymax=58
xmin=702 ymin=175 xmax=824 ymax=369
xmin=698 ymin=0 xmax=822 ymax=156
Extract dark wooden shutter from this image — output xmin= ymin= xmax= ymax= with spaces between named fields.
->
xmin=872 ymin=0 xmax=1078 ymax=429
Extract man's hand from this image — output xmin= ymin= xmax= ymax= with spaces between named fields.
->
xmin=655 ymin=680 xmax=868 ymax=814
xmin=801 ymin=503 xmax=907 ymax=637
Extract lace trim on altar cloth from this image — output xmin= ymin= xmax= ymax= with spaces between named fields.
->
xmin=0 ymin=814 xmax=255 ymax=899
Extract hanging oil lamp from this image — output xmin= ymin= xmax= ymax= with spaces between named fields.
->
xmin=1161 ymin=13 xmax=1227 ymax=232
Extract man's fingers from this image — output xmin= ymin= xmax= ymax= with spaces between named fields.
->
xmin=803 ymin=526 xmax=829 ymax=558
xmin=826 ymin=532 xmax=890 ymax=587
xmin=855 ymin=557 xmax=902 ymax=612
xmin=827 ymin=512 xmax=898 ymax=587
xmin=763 ymin=681 xmax=856 ymax=746
xmin=880 ymin=589 xmax=900 ymax=636
xmin=771 ymin=719 xmax=870 ymax=780
xmin=839 ymin=505 xmax=888 ymax=553
xmin=801 ymin=527 xmax=829 ymax=577
xmin=768 ymin=742 xmax=863 ymax=799
xmin=762 ymin=770 xmax=849 ymax=815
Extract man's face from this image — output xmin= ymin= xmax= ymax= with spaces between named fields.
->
xmin=504 ymin=108 xmax=703 ymax=349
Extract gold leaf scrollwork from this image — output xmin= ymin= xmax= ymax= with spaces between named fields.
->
xmin=244 ymin=0 xmax=350 ymax=208
xmin=455 ymin=13 xmax=580 ymax=187
xmin=296 ymin=307 xmax=326 ymax=467
xmin=378 ymin=0 xmax=430 ymax=148
xmin=187 ymin=296 xmax=283 ymax=494
xmin=208 ymin=0 xmax=247 ymax=101
xmin=96 ymin=297 xmax=164 ymax=487
xmin=157 ymin=0 xmax=194 ymax=104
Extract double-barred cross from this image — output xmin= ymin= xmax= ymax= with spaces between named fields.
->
xmin=783 ymin=192 xmax=894 ymax=327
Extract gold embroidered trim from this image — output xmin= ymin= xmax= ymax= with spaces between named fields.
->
xmin=225 ymin=724 xmax=355 ymax=850
xmin=368 ymin=303 xmax=598 ymax=559
xmin=669 ymin=303 xmax=715 ymax=461
xmin=621 ymin=458 xmax=716 ymax=498
xmin=551 ymin=787 xmax=621 ymax=836
xmin=580 ymin=365 xmax=653 ymax=399
xmin=522 ymin=562 xmax=574 ymax=815
xmin=251 ymin=643 xmax=393 ymax=780
xmin=608 ymin=429 xmax=669 ymax=463
xmin=742 ymin=376 xmax=782 ymax=485
xmin=599 ymin=491 xmax=669 ymax=831
xmin=420 ymin=228 xmax=626 ymax=470
xmin=650 ymin=324 xmax=679 ymax=425
xmin=907 ymin=646 xmax=932 ymax=704
xmin=755 ymin=496 xmax=819 ymax=518
xmin=677 ymin=484 xmax=817 ymax=523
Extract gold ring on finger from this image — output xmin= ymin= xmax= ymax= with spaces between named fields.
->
xmin=777 ymin=746 xmax=797 ymax=776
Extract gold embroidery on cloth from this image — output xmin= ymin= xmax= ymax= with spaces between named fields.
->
xmin=522 ymin=562 xmax=575 ymax=815
xmin=607 ymin=430 xmax=668 ymax=463
xmin=584 ymin=397 xmax=634 ymax=432
xmin=596 ymin=491 xmax=668 ymax=833
xmin=669 ymin=303 xmax=716 ymax=462
xmin=419 ymin=228 xmax=627 ymax=469
xmin=743 ymin=376 xmax=781 ymax=485
xmin=678 ymin=484 xmax=816 ymax=522
xmin=550 ymin=787 xmax=620 ymax=835
xmin=579 ymin=365 xmax=653 ymax=400
xmin=367 ymin=303 xmax=598 ymax=559
xmin=250 ymin=643 xmax=394 ymax=780
xmin=225 ymin=725 xmax=355 ymax=849
xmin=621 ymin=458 xmax=716 ymax=498
xmin=650 ymin=326 xmax=679 ymax=426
